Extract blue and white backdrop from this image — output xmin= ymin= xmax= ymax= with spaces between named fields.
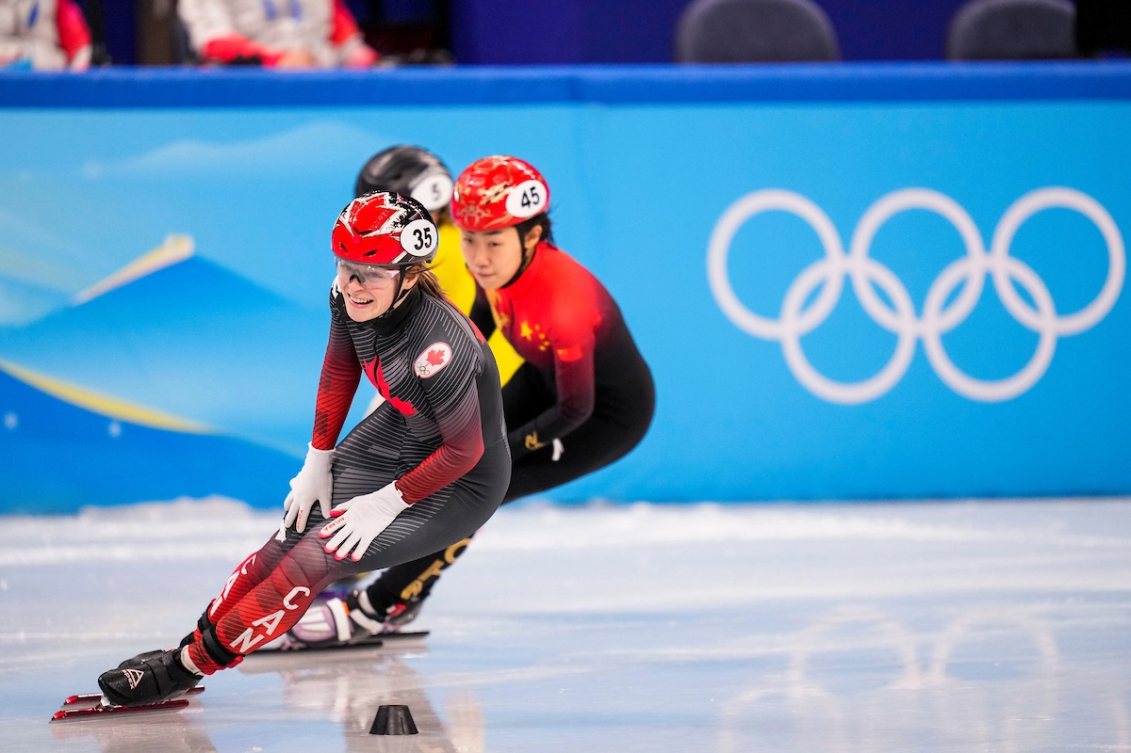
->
xmin=0 ymin=65 xmax=1128 ymax=511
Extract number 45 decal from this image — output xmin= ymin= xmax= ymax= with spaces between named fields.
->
xmin=506 ymin=180 xmax=549 ymax=219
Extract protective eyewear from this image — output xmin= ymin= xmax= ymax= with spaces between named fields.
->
xmin=336 ymin=258 xmax=400 ymax=289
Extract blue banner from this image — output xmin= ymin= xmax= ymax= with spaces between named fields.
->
xmin=0 ymin=65 xmax=1128 ymax=510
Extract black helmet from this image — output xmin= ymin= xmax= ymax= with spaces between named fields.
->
xmin=355 ymin=146 xmax=453 ymax=213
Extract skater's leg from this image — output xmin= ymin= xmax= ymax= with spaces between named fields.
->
xmin=355 ymin=536 xmax=474 ymax=622
xmin=196 ymin=404 xmax=405 ymax=633
xmin=200 ymin=526 xmax=294 ymax=627
xmin=189 ymin=466 xmax=504 ymax=672
xmin=360 ymin=409 xmax=654 ymax=624
xmin=357 ymin=364 xmax=553 ymax=620
xmin=504 ymin=411 xmax=649 ymax=502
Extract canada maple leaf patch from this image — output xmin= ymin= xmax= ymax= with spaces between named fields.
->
xmin=414 ymin=342 xmax=453 ymax=378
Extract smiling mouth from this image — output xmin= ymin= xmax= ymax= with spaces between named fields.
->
xmin=348 ymin=293 xmax=374 ymax=306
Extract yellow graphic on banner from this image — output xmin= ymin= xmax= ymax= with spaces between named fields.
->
xmin=73 ymin=234 xmax=194 ymax=305
xmin=0 ymin=358 xmax=212 ymax=434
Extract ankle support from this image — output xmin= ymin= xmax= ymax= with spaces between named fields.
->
xmin=201 ymin=623 xmax=241 ymax=668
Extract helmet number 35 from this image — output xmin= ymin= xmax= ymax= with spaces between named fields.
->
xmin=401 ymin=218 xmax=438 ymax=257
xmin=507 ymin=180 xmax=549 ymax=219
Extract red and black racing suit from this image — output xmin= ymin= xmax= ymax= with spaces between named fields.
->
xmin=186 ymin=283 xmax=509 ymax=673
xmin=362 ymin=241 xmax=655 ymax=617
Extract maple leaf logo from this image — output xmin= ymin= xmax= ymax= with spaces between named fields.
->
xmin=415 ymin=343 xmax=453 ymax=379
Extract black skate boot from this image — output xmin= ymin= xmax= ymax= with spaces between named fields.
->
xmin=348 ymin=586 xmax=425 ymax=632
xmin=98 ymin=648 xmax=201 ymax=707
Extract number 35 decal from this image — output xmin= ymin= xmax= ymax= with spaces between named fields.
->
xmin=506 ymin=180 xmax=549 ymax=219
xmin=401 ymin=218 xmax=438 ymax=257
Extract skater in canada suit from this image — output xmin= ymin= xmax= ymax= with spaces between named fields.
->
xmin=289 ymin=155 xmax=656 ymax=645
xmin=97 ymin=192 xmax=510 ymax=707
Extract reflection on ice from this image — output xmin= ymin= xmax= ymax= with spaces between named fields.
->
xmin=241 ymin=651 xmax=482 ymax=753
xmin=49 ymin=704 xmax=216 ymax=752
xmin=1 ymin=499 xmax=1129 ymax=752
xmin=717 ymin=605 xmax=1074 ymax=753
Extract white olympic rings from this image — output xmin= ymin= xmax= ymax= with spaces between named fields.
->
xmin=707 ymin=187 xmax=1125 ymax=404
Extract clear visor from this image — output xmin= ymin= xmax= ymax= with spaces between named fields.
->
xmin=336 ymin=258 xmax=400 ymax=289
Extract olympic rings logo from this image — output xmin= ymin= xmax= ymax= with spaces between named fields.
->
xmin=707 ymin=188 xmax=1125 ymax=404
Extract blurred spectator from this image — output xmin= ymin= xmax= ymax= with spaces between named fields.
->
xmin=179 ymin=0 xmax=378 ymax=67
xmin=0 ymin=0 xmax=91 ymax=71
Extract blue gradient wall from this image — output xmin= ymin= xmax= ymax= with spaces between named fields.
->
xmin=0 ymin=64 xmax=1128 ymax=511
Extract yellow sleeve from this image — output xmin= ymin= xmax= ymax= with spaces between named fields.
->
xmin=431 ymin=222 xmax=477 ymax=314
xmin=430 ymin=221 xmax=524 ymax=386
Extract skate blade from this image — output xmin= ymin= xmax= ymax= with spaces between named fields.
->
xmin=52 ymin=687 xmax=205 ymax=721
xmin=251 ymin=629 xmax=429 ymax=655
xmin=238 ymin=632 xmax=430 ymax=675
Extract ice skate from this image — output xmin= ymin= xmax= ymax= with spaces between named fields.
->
xmin=283 ymin=590 xmax=420 ymax=649
xmin=97 ymin=648 xmax=201 ymax=708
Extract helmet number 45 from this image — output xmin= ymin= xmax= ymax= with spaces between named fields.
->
xmin=507 ymin=180 xmax=549 ymax=219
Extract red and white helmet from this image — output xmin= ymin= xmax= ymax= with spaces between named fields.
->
xmin=450 ymin=156 xmax=550 ymax=232
xmin=332 ymin=191 xmax=439 ymax=266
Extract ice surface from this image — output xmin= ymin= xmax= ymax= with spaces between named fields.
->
xmin=2 ymin=498 xmax=1130 ymax=751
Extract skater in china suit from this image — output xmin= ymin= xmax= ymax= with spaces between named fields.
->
xmin=96 ymin=192 xmax=510 ymax=707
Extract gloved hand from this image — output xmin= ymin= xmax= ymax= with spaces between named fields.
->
xmin=282 ymin=444 xmax=335 ymax=534
xmin=319 ymin=482 xmax=409 ymax=562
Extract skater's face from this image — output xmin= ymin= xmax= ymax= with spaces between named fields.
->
xmin=336 ymin=260 xmax=417 ymax=322
xmin=460 ymin=225 xmax=542 ymax=290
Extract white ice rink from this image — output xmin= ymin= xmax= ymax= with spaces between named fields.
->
xmin=2 ymin=498 xmax=1130 ymax=752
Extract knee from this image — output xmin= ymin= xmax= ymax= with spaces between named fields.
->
xmin=272 ymin=534 xmax=340 ymax=595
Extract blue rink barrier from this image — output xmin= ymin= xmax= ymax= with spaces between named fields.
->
xmin=0 ymin=63 xmax=1129 ymax=511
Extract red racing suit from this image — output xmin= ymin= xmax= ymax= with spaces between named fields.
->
xmin=476 ymin=241 xmax=653 ymax=462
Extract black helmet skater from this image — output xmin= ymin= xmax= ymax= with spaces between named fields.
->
xmin=354 ymin=145 xmax=454 ymax=217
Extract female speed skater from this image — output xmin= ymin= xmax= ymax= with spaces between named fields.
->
xmin=96 ymin=191 xmax=510 ymax=707
xmin=305 ymin=147 xmax=527 ymax=606
xmin=287 ymin=155 xmax=655 ymax=647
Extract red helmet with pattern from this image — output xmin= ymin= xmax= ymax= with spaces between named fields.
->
xmin=331 ymin=191 xmax=439 ymax=266
xmin=450 ymin=156 xmax=550 ymax=232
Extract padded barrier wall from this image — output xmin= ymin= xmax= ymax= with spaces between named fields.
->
xmin=1 ymin=62 xmax=1129 ymax=510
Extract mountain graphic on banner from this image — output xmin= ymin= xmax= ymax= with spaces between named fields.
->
xmin=0 ymin=367 xmax=298 ymax=512
xmin=0 ymin=235 xmax=330 ymax=454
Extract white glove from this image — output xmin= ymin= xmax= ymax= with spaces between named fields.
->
xmin=282 ymin=443 xmax=335 ymax=534
xmin=319 ymin=482 xmax=409 ymax=562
